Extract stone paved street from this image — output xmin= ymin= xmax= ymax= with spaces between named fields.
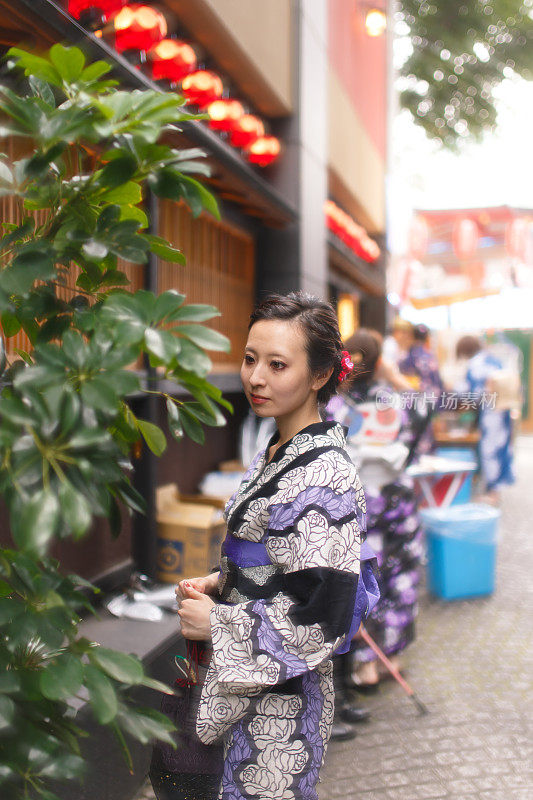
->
xmin=136 ymin=436 xmax=533 ymax=800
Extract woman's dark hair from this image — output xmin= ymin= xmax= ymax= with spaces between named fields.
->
xmin=344 ymin=328 xmax=383 ymax=383
xmin=413 ymin=324 xmax=430 ymax=343
xmin=248 ymin=292 xmax=343 ymax=404
xmin=456 ymin=334 xmax=482 ymax=360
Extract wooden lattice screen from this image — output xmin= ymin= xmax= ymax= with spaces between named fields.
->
xmin=0 ymin=135 xmax=255 ymax=371
xmin=158 ymin=199 xmax=254 ymax=370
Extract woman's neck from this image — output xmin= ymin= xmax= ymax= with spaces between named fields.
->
xmin=274 ymin=405 xmax=322 ymax=451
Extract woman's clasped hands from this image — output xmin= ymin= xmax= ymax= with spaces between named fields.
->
xmin=175 ymin=573 xmax=218 ymax=641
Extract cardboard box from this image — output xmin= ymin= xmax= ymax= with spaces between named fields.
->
xmin=156 ymin=485 xmax=225 ymax=583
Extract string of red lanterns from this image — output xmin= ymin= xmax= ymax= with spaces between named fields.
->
xmin=207 ymin=99 xmax=244 ymax=131
xmin=247 ymin=136 xmax=281 ymax=167
xmin=230 ymin=115 xmax=265 ymax=149
xmin=325 ymin=200 xmax=381 ymax=263
xmin=149 ymin=39 xmax=197 ymax=83
xmin=181 ymin=70 xmax=223 ymax=108
xmin=68 ymin=0 xmax=125 ymax=25
xmin=111 ymin=4 xmax=167 ymax=52
xmin=65 ymin=1 xmax=281 ymax=167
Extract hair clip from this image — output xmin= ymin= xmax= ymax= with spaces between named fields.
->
xmin=338 ymin=350 xmax=354 ymax=382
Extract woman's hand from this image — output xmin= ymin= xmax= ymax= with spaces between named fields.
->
xmin=177 ymin=584 xmax=216 ymax=641
xmin=175 ymin=572 xmax=219 ymax=603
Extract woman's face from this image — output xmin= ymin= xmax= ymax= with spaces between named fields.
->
xmin=241 ymin=319 xmax=321 ymax=422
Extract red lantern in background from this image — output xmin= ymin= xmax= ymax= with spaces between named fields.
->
xmin=149 ymin=40 xmax=197 ymax=83
xmin=506 ymin=218 xmax=529 ymax=261
xmin=230 ymin=115 xmax=264 ymax=148
xmin=112 ymin=5 xmax=167 ymax=52
xmin=207 ymin=99 xmax=244 ymax=131
xmin=246 ymin=135 xmax=281 ymax=167
xmin=181 ymin=71 xmax=223 ymax=108
xmin=452 ymin=218 xmax=479 ymax=260
xmin=408 ymin=217 xmax=429 ymax=260
xmin=324 ymin=200 xmax=380 ymax=262
xmin=68 ymin=0 xmax=125 ymax=22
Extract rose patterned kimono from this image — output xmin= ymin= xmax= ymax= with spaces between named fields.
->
xmin=196 ymin=421 xmax=377 ymax=800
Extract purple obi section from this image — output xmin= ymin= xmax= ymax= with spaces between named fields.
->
xmin=335 ymin=546 xmax=380 ymax=655
xmin=222 ymin=532 xmax=271 ymax=568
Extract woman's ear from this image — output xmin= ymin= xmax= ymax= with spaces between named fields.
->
xmin=312 ymin=367 xmax=334 ymax=392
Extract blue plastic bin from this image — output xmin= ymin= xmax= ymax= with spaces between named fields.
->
xmin=435 ymin=446 xmax=477 ymax=504
xmin=420 ymin=503 xmax=500 ymax=600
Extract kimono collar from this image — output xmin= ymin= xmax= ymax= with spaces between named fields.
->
xmin=264 ymin=420 xmax=346 ymax=467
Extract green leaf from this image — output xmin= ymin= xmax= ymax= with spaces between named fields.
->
xmin=0 ymin=216 xmax=35 ymax=251
xmin=0 ymin=672 xmax=20 ymax=694
xmin=153 ymin=289 xmax=185 ymax=323
xmin=58 ymin=481 xmax=92 ymax=539
xmin=176 ymin=338 xmax=212 ymax=377
xmin=139 ymin=675 xmax=174 ymax=694
xmin=136 ymin=418 xmax=167 ymax=456
xmin=88 ymin=647 xmax=144 ymax=685
xmin=115 ymin=478 xmax=146 ymax=515
xmin=11 ymin=489 xmax=60 ymax=557
xmin=38 ymin=753 xmax=85 ymax=780
xmin=40 ymin=654 xmax=83 ymax=701
xmin=110 ymin=720 xmax=134 ymax=774
xmin=80 ymin=60 xmax=112 ymax=83
xmin=1 ymin=310 xmax=21 ymax=337
xmin=101 ymin=181 xmax=142 ymax=206
xmin=169 ymin=303 xmax=221 ymax=323
xmin=179 ymin=174 xmax=220 ymax=219
xmin=49 ymin=44 xmax=86 ymax=83
xmin=0 ymin=244 xmax=56 ymax=294
xmin=118 ymin=204 xmax=149 ymax=229
xmin=29 ymin=75 xmax=55 ymax=107
xmin=185 ymin=398 xmax=226 ymax=427
xmin=98 ymin=155 xmax=137 ymax=190
xmin=177 ymin=324 xmax=230 ymax=352
xmin=179 ymin=406 xmax=205 ymax=445
xmin=145 ymin=234 xmax=186 ymax=265
xmin=0 ymin=695 xmax=15 ymax=729
xmin=81 ymin=378 xmax=118 ymax=414
xmin=7 ymin=48 xmax=62 ymax=87
xmin=166 ymin=398 xmax=183 ymax=440
xmin=144 ymin=328 xmax=180 ymax=363
xmin=84 ymin=663 xmax=118 ymax=724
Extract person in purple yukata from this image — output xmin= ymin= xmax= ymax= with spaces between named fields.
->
xmin=326 ymin=329 xmax=423 ymax=691
xmin=175 ymin=293 xmax=378 ymax=800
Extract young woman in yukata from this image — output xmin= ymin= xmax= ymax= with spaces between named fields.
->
xmin=176 ymin=292 xmax=378 ymax=800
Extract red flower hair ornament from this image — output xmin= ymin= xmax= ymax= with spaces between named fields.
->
xmin=337 ymin=350 xmax=354 ymax=383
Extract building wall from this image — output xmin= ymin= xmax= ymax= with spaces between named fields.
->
xmin=327 ymin=0 xmax=387 ymax=232
xmin=167 ymin=0 xmax=293 ymax=116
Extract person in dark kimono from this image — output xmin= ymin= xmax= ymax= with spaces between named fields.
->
xmin=176 ymin=293 xmax=378 ymax=800
xmin=326 ymin=329 xmax=423 ymax=690
xmin=399 ymin=324 xmax=444 ymax=455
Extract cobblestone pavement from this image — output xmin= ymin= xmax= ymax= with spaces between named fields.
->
xmin=136 ymin=436 xmax=533 ymax=800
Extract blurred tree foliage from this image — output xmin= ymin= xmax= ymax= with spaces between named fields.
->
xmin=0 ymin=44 xmax=232 ymax=799
xmin=397 ymin=0 xmax=533 ymax=148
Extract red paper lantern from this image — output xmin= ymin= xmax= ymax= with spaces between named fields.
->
xmin=112 ymin=5 xmax=167 ymax=52
xmin=68 ymin=0 xmax=125 ymax=21
xmin=505 ymin=218 xmax=529 ymax=261
xmin=181 ymin=71 xmax=224 ymax=108
xmin=324 ymin=200 xmax=380 ymax=262
xmin=452 ymin=218 xmax=479 ymax=260
xmin=149 ymin=40 xmax=197 ymax=83
xmin=230 ymin=115 xmax=265 ymax=149
xmin=246 ymin=136 xmax=281 ymax=167
xmin=207 ymin=99 xmax=244 ymax=132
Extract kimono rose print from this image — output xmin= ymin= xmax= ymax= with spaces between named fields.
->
xmin=195 ymin=422 xmax=375 ymax=800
